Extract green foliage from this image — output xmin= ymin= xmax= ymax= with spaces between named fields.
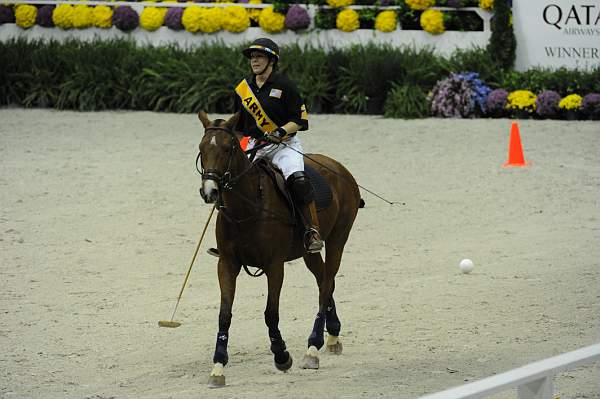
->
xmin=1 ymin=39 xmax=598 ymax=117
xmin=487 ymin=0 xmax=515 ymax=70
xmin=282 ymin=44 xmax=334 ymax=113
xmin=384 ymin=83 xmax=429 ymax=118
xmin=501 ymin=67 xmax=600 ymax=95
xmin=446 ymin=46 xmax=504 ymax=86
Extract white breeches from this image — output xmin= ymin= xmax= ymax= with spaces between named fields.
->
xmin=246 ymin=135 xmax=304 ymax=179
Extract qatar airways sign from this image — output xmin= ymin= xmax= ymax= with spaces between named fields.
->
xmin=513 ymin=0 xmax=600 ymax=71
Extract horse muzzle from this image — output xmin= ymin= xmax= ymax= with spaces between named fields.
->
xmin=200 ymin=179 xmax=219 ymax=204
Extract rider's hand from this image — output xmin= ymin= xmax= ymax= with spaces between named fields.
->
xmin=264 ymin=127 xmax=287 ymax=144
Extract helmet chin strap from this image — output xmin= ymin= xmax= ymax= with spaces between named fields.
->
xmin=255 ymin=63 xmax=269 ymax=76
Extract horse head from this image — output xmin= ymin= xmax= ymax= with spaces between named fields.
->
xmin=197 ymin=111 xmax=242 ymax=204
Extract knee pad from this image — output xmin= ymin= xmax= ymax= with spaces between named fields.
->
xmin=286 ymin=171 xmax=314 ymax=205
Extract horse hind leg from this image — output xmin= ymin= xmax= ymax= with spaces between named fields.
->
xmin=301 ymin=240 xmax=346 ymax=368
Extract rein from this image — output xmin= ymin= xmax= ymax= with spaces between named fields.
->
xmin=197 ymin=128 xmax=293 ymax=225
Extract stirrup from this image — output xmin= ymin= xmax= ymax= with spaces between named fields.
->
xmin=304 ymin=228 xmax=324 ymax=253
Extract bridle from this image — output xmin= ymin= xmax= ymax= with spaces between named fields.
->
xmin=196 ymin=126 xmax=293 ymax=225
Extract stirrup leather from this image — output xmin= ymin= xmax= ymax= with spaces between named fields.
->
xmin=304 ymin=228 xmax=324 ymax=253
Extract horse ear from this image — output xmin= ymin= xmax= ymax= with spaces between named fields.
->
xmin=224 ymin=112 xmax=240 ymax=132
xmin=197 ymin=110 xmax=211 ymax=128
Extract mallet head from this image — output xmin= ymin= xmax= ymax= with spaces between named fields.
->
xmin=158 ymin=320 xmax=182 ymax=328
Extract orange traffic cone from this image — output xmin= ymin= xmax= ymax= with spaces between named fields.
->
xmin=503 ymin=121 xmax=529 ymax=168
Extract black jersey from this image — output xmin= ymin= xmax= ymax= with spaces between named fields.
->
xmin=234 ymin=72 xmax=308 ymax=139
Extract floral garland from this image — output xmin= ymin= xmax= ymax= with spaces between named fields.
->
xmin=374 ymin=10 xmax=396 ymax=32
xmin=246 ymin=0 xmax=262 ymax=23
xmin=336 ymin=8 xmax=359 ymax=32
xmin=327 ymin=0 xmax=354 ymax=8
xmin=3 ymin=1 xmax=501 ymax=35
xmin=405 ymin=0 xmax=435 ymax=11
xmin=72 ymin=5 xmax=93 ymax=29
xmin=140 ymin=7 xmax=165 ymax=31
xmin=15 ymin=4 xmax=36 ymax=29
xmin=52 ymin=4 xmax=74 ymax=29
xmin=93 ymin=5 xmax=113 ymax=29
xmin=420 ymin=9 xmax=444 ymax=35
xmin=258 ymin=7 xmax=285 ymax=33
xmin=222 ymin=6 xmax=250 ymax=33
xmin=478 ymin=0 xmax=494 ymax=11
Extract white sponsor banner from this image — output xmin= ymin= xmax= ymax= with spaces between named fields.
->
xmin=514 ymin=0 xmax=600 ymax=71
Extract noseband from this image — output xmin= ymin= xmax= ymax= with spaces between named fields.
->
xmin=197 ymin=126 xmax=240 ymax=191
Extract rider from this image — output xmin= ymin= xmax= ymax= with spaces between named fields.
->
xmin=233 ymin=38 xmax=323 ymax=253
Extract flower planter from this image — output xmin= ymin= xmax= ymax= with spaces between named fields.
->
xmin=511 ymin=109 xmax=533 ymax=120
xmin=563 ymin=110 xmax=581 ymax=121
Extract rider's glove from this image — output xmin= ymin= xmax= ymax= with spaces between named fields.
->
xmin=264 ymin=127 xmax=287 ymax=144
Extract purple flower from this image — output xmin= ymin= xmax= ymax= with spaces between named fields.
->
xmin=429 ymin=72 xmax=490 ymax=118
xmin=285 ymin=5 xmax=310 ymax=31
xmin=0 ymin=5 xmax=15 ymax=24
xmin=36 ymin=5 xmax=55 ymax=28
xmin=447 ymin=0 xmax=462 ymax=8
xmin=582 ymin=93 xmax=600 ymax=119
xmin=378 ymin=0 xmax=392 ymax=5
xmin=164 ymin=7 xmax=183 ymax=31
xmin=112 ymin=5 xmax=139 ymax=32
xmin=486 ymin=89 xmax=509 ymax=116
xmin=535 ymin=90 xmax=561 ymax=118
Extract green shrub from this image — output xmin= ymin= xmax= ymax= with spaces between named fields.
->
xmin=487 ymin=0 xmax=515 ymax=70
xmin=384 ymin=83 xmax=429 ymax=119
xmin=1 ymin=38 xmax=598 ymax=117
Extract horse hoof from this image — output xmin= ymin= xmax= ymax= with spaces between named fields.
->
xmin=326 ymin=340 xmax=343 ymax=355
xmin=301 ymin=346 xmax=320 ymax=369
xmin=207 ymin=375 xmax=225 ymax=388
xmin=301 ymin=354 xmax=319 ymax=369
xmin=274 ymin=352 xmax=293 ymax=372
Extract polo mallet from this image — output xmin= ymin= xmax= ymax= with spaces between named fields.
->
xmin=158 ymin=204 xmax=216 ymax=328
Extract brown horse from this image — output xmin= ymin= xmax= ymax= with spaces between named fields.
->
xmin=197 ymin=111 xmax=362 ymax=387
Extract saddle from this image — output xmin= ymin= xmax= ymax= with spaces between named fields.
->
xmin=254 ymin=159 xmax=333 ymax=212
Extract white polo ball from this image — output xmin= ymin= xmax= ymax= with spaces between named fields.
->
xmin=459 ymin=259 xmax=474 ymax=274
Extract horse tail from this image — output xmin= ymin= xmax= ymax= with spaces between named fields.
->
xmin=359 ymin=198 xmax=365 ymax=208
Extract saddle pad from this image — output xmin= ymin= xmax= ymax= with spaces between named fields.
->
xmin=305 ymin=164 xmax=333 ymax=211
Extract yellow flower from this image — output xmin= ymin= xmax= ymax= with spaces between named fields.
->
xmin=258 ymin=6 xmax=285 ymax=33
xmin=222 ymin=6 xmax=250 ymax=33
xmin=140 ymin=7 xmax=165 ymax=31
xmin=559 ymin=94 xmax=583 ymax=110
xmin=72 ymin=5 xmax=93 ymax=29
xmin=507 ymin=90 xmax=537 ymax=111
xmin=53 ymin=4 xmax=75 ymax=29
xmin=15 ymin=4 xmax=36 ymax=29
xmin=248 ymin=0 xmax=262 ymax=23
xmin=479 ymin=0 xmax=494 ymax=11
xmin=420 ymin=9 xmax=444 ymax=34
xmin=182 ymin=7 xmax=222 ymax=33
xmin=327 ymin=0 xmax=353 ymax=8
xmin=336 ymin=8 xmax=359 ymax=32
xmin=200 ymin=7 xmax=223 ymax=33
xmin=182 ymin=6 xmax=202 ymax=33
xmin=405 ymin=0 xmax=435 ymax=11
xmin=374 ymin=10 xmax=396 ymax=32
xmin=93 ymin=5 xmax=113 ymax=28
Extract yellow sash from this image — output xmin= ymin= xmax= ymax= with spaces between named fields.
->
xmin=235 ymin=79 xmax=278 ymax=133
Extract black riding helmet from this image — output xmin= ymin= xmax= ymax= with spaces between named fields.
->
xmin=242 ymin=38 xmax=280 ymax=67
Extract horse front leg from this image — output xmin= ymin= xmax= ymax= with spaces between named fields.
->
xmin=301 ymin=252 xmax=326 ymax=369
xmin=264 ymin=262 xmax=293 ymax=371
xmin=208 ymin=257 xmax=241 ymax=388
